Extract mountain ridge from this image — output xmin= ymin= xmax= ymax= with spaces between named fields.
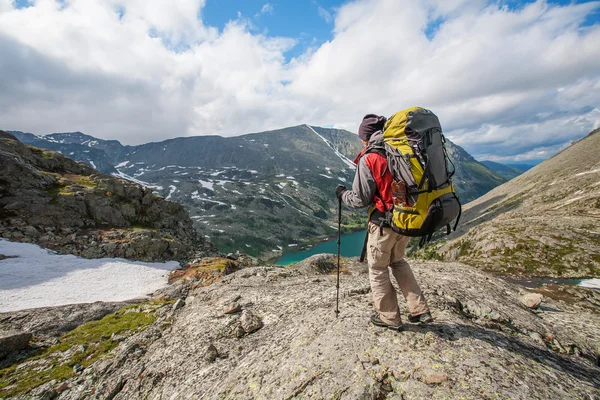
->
xmin=8 ymin=125 xmax=506 ymax=256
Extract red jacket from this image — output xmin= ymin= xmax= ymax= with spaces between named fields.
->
xmin=342 ymin=131 xmax=394 ymax=217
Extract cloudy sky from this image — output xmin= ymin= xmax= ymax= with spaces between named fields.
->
xmin=0 ymin=0 xmax=599 ymax=162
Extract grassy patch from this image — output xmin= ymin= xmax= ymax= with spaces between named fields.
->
xmin=27 ymin=146 xmax=56 ymax=159
xmin=168 ymin=257 xmax=234 ymax=285
xmin=63 ymin=174 xmax=97 ymax=189
xmin=0 ymin=302 xmax=163 ymax=397
xmin=458 ymin=240 xmax=471 ymax=257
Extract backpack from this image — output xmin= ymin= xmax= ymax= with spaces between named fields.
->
xmin=374 ymin=106 xmax=462 ymax=246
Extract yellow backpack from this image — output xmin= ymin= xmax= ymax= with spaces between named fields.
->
xmin=382 ymin=107 xmax=461 ymax=246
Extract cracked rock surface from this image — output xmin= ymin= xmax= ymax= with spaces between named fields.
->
xmin=13 ymin=257 xmax=597 ymax=400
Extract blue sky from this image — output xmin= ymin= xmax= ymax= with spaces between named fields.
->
xmin=202 ymin=0 xmax=344 ymax=60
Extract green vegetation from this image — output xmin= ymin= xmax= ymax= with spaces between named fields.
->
xmin=27 ymin=146 xmax=56 ymax=159
xmin=46 ymin=173 xmax=101 ymax=200
xmin=0 ymin=302 xmax=165 ymax=397
xmin=340 ymin=212 xmax=367 ymax=234
xmin=420 ymin=244 xmax=443 ymax=260
xmin=312 ymin=209 xmax=328 ymax=219
xmin=458 ymin=239 xmax=472 ymax=257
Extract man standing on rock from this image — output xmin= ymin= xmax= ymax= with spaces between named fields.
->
xmin=335 ymin=114 xmax=433 ymax=331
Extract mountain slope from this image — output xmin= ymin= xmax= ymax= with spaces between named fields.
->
xmin=446 ymin=142 xmax=506 ymax=201
xmin=9 ymin=126 xmax=506 ymax=256
xmin=427 ymin=130 xmax=600 ymax=278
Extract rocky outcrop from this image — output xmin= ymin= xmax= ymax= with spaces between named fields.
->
xmin=2 ymin=257 xmax=598 ymax=399
xmin=0 ymin=330 xmax=32 ymax=359
xmin=0 ymin=131 xmax=217 ymax=262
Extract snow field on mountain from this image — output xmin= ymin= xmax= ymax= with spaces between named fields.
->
xmin=0 ymin=240 xmax=178 ymax=312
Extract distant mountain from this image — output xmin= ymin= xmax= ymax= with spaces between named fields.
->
xmin=480 ymin=161 xmax=526 ymax=180
xmin=423 ymin=130 xmax=600 ymax=278
xmin=506 ymin=163 xmax=536 ymax=172
xmin=9 ymin=131 xmax=119 ymax=174
xmin=9 ymin=125 xmax=505 ymax=257
xmin=446 ymin=143 xmax=506 ymax=201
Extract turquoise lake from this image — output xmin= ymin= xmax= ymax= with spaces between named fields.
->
xmin=275 ymin=230 xmax=367 ymax=266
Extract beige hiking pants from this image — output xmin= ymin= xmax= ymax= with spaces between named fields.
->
xmin=366 ymin=222 xmax=429 ymax=326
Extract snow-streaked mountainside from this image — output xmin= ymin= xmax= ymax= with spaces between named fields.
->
xmin=0 ymin=239 xmax=178 ymax=312
xmin=10 ymin=125 xmax=506 ymax=256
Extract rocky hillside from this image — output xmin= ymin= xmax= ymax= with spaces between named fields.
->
xmin=10 ymin=126 xmax=504 ymax=257
xmin=421 ymin=128 xmax=600 ymax=278
xmin=1 ymin=255 xmax=598 ymax=398
xmin=0 ymin=131 xmax=216 ymax=263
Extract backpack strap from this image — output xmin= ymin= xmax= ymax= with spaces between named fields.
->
xmin=453 ymin=193 xmax=462 ymax=231
xmin=360 ymin=228 xmax=369 ymax=263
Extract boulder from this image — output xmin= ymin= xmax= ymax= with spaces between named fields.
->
xmin=240 ymin=310 xmax=263 ymax=334
xmin=290 ymin=253 xmax=337 ymax=275
xmin=0 ymin=329 xmax=32 ymax=358
xmin=519 ymin=293 xmax=543 ymax=309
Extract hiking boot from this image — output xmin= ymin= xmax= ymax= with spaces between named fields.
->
xmin=408 ymin=311 xmax=433 ymax=324
xmin=370 ymin=314 xmax=403 ymax=331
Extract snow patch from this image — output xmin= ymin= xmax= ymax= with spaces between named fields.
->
xmin=199 ymin=180 xmax=214 ymax=191
xmin=575 ymin=168 xmax=600 ymax=177
xmin=0 ymin=240 xmax=178 ymax=312
xmin=306 ymin=125 xmax=356 ymax=169
xmin=112 ymin=171 xmax=163 ymax=191
xmin=88 ymin=161 xmax=96 ymax=170
xmin=191 ymin=191 xmax=227 ymax=205
xmin=115 ymin=161 xmax=129 ymax=168
xmin=166 ymin=185 xmax=177 ymax=200
xmin=579 ymin=279 xmax=600 ymax=289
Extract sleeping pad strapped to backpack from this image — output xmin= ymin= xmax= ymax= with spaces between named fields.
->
xmin=374 ymin=106 xmax=462 ymax=246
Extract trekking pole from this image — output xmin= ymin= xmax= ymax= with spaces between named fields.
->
xmin=336 ymin=197 xmax=341 ymax=317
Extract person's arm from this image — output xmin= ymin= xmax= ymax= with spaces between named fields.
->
xmin=341 ymin=156 xmax=376 ymax=209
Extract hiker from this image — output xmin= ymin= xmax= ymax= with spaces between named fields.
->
xmin=335 ymin=114 xmax=433 ymax=331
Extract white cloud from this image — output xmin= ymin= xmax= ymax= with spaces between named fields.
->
xmin=0 ymin=0 xmax=598 ymax=162
xmin=317 ymin=6 xmax=332 ymax=23
xmin=258 ymin=3 xmax=274 ymax=16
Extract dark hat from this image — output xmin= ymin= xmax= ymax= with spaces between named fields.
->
xmin=358 ymin=114 xmax=386 ymax=141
